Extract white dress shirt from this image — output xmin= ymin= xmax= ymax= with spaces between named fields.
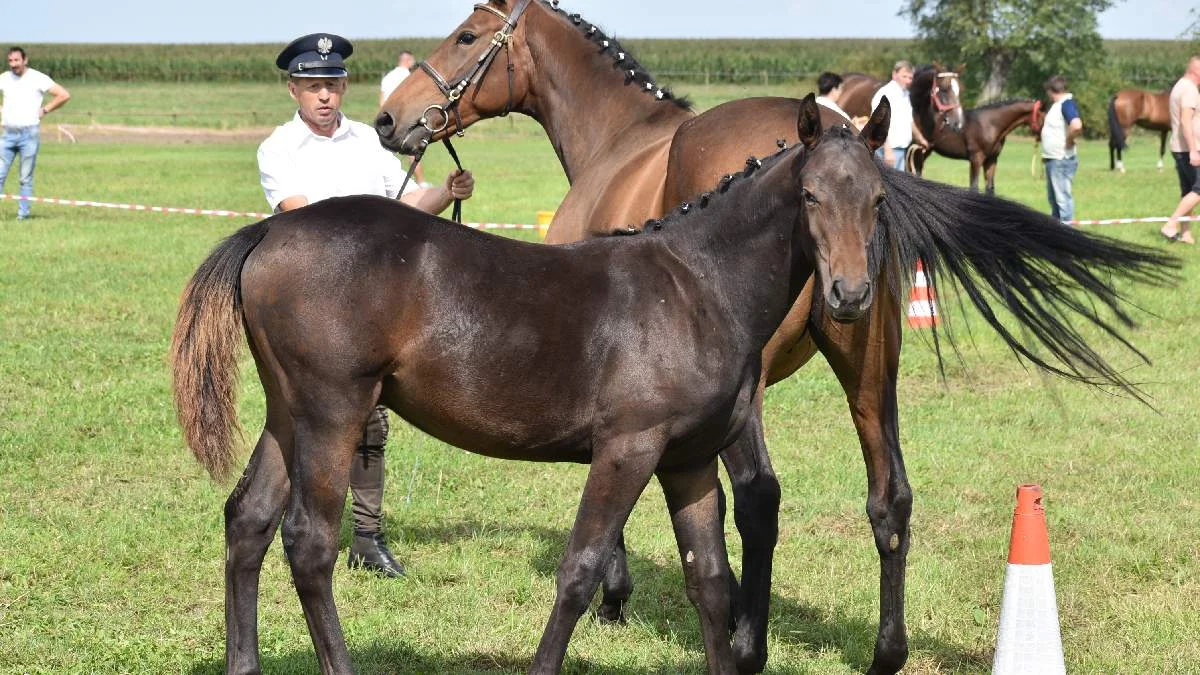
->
xmin=380 ymin=66 xmax=411 ymax=100
xmin=257 ymin=112 xmax=415 ymax=212
xmin=816 ymin=95 xmax=852 ymax=123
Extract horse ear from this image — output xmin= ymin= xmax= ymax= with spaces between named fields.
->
xmin=860 ymin=98 xmax=890 ymax=153
xmin=956 ymin=62 xmax=966 ymax=74
xmin=932 ymin=60 xmax=945 ymax=72
xmin=797 ymin=93 xmax=822 ymax=148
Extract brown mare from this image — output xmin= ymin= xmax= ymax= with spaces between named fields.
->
xmin=369 ymin=2 xmax=1173 ymax=673
xmin=839 ymin=64 xmax=967 ymax=135
xmin=907 ymin=99 xmax=1042 ymax=194
xmin=1108 ymin=88 xmax=1171 ymax=172
xmin=173 ymin=99 xmax=893 ymax=674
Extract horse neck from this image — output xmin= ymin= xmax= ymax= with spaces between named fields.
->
xmin=994 ymin=101 xmax=1038 ymax=139
xmin=519 ymin=7 xmax=693 ymax=183
xmin=658 ymin=155 xmax=808 ymax=339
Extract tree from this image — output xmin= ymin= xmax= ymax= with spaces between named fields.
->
xmin=901 ymin=0 xmax=1115 ymax=103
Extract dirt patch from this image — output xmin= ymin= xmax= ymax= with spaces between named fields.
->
xmin=49 ymin=123 xmax=273 ymax=145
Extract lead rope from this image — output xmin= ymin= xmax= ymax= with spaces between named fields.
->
xmin=396 ymin=137 xmax=465 ymax=225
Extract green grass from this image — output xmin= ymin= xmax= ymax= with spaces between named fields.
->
xmin=1 ymin=96 xmax=1197 ymax=673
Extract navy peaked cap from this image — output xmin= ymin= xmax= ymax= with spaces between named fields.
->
xmin=276 ymin=33 xmax=354 ymax=77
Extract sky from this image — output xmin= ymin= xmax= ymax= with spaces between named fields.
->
xmin=5 ymin=0 xmax=1188 ymax=44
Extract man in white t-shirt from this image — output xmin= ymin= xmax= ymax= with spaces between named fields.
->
xmin=379 ymin=50 xmax=415 ymax=105
xmin=1161 ymin=55 xmax=1200 ymax=245
xmin=379 ymin=50 xmax=424 ymax=185
xmin=0 ymin=46 xmax=71 ymax=220
xmin=259 ymin=33 xmax=474 ymax=579
xmin=870 ymin=61 xmax=929 ymax=171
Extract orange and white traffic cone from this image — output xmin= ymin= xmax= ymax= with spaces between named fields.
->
xmin=906 ymin=260 xmax=940 ymax=328
xmin=992 ymin=484 xmax=1066 ymax=675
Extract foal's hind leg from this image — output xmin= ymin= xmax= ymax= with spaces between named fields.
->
xmin=225 ymin=403 xmax=292 ymax=675
xmin=530 ymin=432 xmax=664 ymax=674
xmin=813 ymin=296 xmax=912 ymax=675
xmin=659 ymin=460 xmax=738 ymax=674
xmin=281 ymin=383 xmax=379 ymax=674
xmin=596 ymin=532 xmax=632 ymax=623
xmin=721 ymin=391 xmax=781 ymax=674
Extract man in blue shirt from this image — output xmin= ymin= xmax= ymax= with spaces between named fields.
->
xmin=1039 ymin=75 xmax=1083 ymax=223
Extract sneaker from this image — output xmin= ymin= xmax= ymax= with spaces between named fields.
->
xmin=347 ymin=532 xmax=405 ymax=578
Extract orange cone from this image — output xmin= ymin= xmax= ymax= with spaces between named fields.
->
xmin=992 ymin=484 xmax=1066 ymax=674
xmin=906 ymin=260 xmax=940 ymax=328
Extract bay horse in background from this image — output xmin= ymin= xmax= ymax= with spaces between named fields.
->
xmin=1108 ymin=88 xmax=1170 ymax=172
xmin=172 ymin=99 xmax=892 ymax=675
xmin=907 ymin=99 xmax=1042 ymax=194
xmin=839 ymin=63 xmax=967 ymax=135
xmin=372 ymin=2 xmax=1176 ymax=673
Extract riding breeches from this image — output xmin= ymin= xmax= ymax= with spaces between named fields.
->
xmin=349 ymin=405 xmax=389 ymax=535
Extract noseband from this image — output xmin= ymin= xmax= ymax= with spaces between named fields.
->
xmin=931 ymin=72 xmax=962 ymax=114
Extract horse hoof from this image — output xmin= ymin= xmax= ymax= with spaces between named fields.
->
xmin=594 ymin=602 xmax=626 ymax=625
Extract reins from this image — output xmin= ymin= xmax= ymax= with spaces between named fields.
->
xmin=398 ymin=0 xmax=536 ymax=221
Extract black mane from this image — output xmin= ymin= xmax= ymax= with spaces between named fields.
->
xmin=542 ymin=0 xmax=693 ymax=111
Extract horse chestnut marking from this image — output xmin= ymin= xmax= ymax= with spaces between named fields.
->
xmin=889 ymin=534 xmax=900 ymax=551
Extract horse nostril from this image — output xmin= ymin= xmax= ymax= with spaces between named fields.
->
xmin=375 ymin=111 xmax=395 ymax=136
xmin=831 ymin=277 xmax=845 ymax=304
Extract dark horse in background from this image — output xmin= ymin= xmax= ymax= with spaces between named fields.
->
xmin=172 ymin=100 xmax=893 ymax=675
xmin=907 ymin=99 xmax=1042 ymax=194
xmin=839 ymin=64 xmax=967 ymax=136
xmin=1108 ymin=88 xmax=1170 ymax=172
xmin=371 ymin=2 xmax=1176 ymax=673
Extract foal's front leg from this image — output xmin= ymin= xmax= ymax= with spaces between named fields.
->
xmin=530 ymin=433 xmax=664 ymax=674
xmin=659 ymin=460 xmax=738 ymax=674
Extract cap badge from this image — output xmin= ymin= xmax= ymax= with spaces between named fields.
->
xmin=317 ymin=36 xmax=333 ymax=57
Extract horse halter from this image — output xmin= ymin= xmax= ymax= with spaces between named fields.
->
xmin=416 ymin=0 xmax=535 ymax=137
xmin=930 ymin=72 xmax=962 ymax=114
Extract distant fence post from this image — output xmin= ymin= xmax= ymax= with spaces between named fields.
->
xmin=705 ymin=70 xmax=710 ymax=86
xmin=762 ymin=70 xmax=769 ymax=86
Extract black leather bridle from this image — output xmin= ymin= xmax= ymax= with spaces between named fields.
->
xmin=397 ymin=0 xmax=538 ymax=222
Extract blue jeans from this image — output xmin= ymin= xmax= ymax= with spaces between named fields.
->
xmin=1044 ymin=157 xmax=1078 ymax=223
xmin=876 ymin=146 xmax=907 ymax=171
xmin=1 ymin=126 xmax=40 ymax=218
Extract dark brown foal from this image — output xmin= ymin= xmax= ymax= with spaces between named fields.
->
xmin=172 ymin=100 xmax=892 ymax=674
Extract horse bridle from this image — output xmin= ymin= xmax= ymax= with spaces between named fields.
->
xmin=396 ymin=0 xmax=537 ymax=221
xmin=417 ymin=0 xmax=535 ymax=137
xmin=930 ymin=72 xmax=962 ymax=114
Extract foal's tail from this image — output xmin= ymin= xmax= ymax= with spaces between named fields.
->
xmin=1108 ymin=96 xmax=1127 ymax=151
xmin=874 ymin=169 xmax=1178 ymax=402
xmin=170 ymin=221 xmax=270 ymax=482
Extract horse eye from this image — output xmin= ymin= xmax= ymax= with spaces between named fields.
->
xmin=802 ymin=189 xmax=819 ymax=206
xmin=457 ymin=32 xmax=477 ymax=46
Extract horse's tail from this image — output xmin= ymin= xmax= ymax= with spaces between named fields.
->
xmin=1108 ymin=96 xmax=1127 ymax=151
xmin=170 ymin=221 xmax=270 ymax=482
xmin=874 ymin=169 xmax=1178 ymax=402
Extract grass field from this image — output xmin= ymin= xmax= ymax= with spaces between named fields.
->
xmin=1 ymin=83 xmax=1198 ymax=674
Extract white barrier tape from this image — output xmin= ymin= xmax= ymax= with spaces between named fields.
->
xmin=1068 ymin=215 xmax=1200 ymax=226
xmin=1 ymin=193 xmax=538 ymax=230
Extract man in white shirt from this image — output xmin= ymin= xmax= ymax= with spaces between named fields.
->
xmin=0 ymin=46 xmax=71 ymax=220
xmin=1039 ymin=75 xmax=1084 ymax=224
xmin=379 ymin=50 xmax=415 ymax=105
xmin=259 ymin=33 xmax=474 ymax=579
xmin=1161 ymin=55 xmax=1200 ymax=245
xmin=378 ymin=50 xmax=425 ymax=185
xmin=815 ymin=72 xmax=853 ymax=124
xmin=870 ymin=61 xmax=929 ymax=171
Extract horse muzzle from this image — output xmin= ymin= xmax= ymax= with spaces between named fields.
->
xmin=374 ymin=111 xmax=432 ymax=155
xmin=826 ymin=276 xmax=873 ymax=323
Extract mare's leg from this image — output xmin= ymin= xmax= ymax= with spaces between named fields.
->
xmin=530 ymin=433 xmax=663 ymax=674
xmin=282 ymin=382 xmax=379 ymax=674
xmin=812 ymin=294 xmax=912 ymax=675
xmin=225 ymin=409 xmax=292 ymax=675
xmin=722 ymin=391 xmax=780 ymax=674
xmin=968 ymin=154 xmax=982 ymax=192
xmin=984 ymin=158 xmax=999 ymax=195
xmin=596 ymin=532 xmax=632 ymax=623
xmin=1159 ymin=130 xmax=1167 ymax=171
xmin=659 ymin=460 xmax=737 ymax=673
xmin=1116 ymin=142 xmax=1126 ymax=173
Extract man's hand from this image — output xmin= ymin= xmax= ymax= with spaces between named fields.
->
xmin=1190 ymin=148 xmax=1200 ymax=168
xmin=915 ymin=136 xmax=930 ymax=151
xmin=883 ymin=147 xmax=895 ymax=164
xmin=446 ymin=169 xmax=474 ymax=201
